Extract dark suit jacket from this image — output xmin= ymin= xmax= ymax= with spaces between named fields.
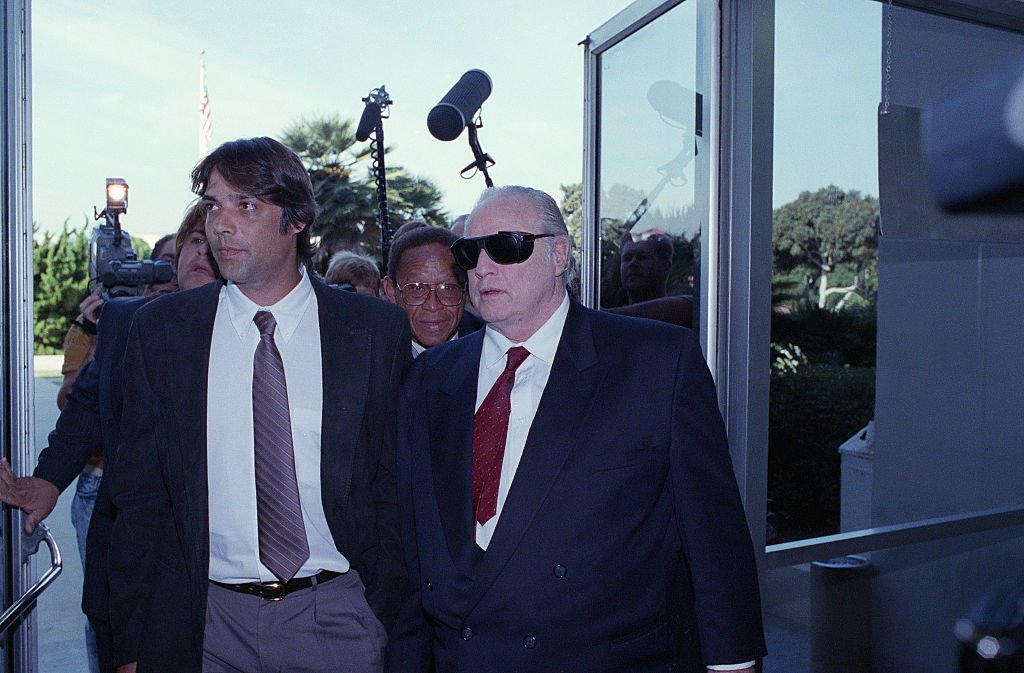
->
xmin=107 ymin=276 xmax=411 ymax=672
xmin=456 ymin=309 xmax=484 ymax=338
xmin=386 ymin=301 xmax=765 ymax=673
xmin=33 ymin=296 xmax=148 ymax=625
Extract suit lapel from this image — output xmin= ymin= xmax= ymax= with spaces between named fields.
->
xmin=467 ymin=303 xmax=604 ymax=612
xmin=431 ymin=332 xmax=484 ymax=567
xmin=315 ymin=280 xmax=371 ymax=512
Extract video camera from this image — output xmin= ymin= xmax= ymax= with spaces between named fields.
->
xmin=90 ymin=178 xmax=172 ymax=298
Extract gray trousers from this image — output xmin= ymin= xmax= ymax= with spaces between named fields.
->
xmin=203 ymin=570 xmax=386 ymax=673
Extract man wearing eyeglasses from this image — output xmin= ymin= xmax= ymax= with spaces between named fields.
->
xmin=385 ymin=186 xmax=765 ymax=673
xmin=382 ymin=226 xmax=479 ymax=357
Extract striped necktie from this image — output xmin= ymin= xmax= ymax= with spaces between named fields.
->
xmin=252 ymin=310 xmax=309 ymax=581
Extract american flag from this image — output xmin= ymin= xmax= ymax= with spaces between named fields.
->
xmin=199 ymin=50 xmax=212 ymax=158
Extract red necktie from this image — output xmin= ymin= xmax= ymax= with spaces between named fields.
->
xmin=472 ymin=346 xmax=531 ymax=526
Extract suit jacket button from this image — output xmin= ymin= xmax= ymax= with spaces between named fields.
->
xmin=425 ymin=579 xmax=433 ymax=590
xmin=461 ymin=627 xmax=473 ymax=641
xmin=523 ymin=635 xmax=536 ymax=649
xmin=553 ymin=564 xmax=567 ymax=578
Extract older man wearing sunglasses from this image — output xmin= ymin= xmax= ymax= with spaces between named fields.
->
xmin=386 ymin=185 xmax=765 ymax=673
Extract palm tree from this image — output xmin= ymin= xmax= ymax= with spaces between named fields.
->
xmin=280 ymin=114 xmax=447 ymax=270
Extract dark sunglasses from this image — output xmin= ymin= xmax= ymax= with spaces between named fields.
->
xmin=450 ymin=231 xmax=557 ymax=270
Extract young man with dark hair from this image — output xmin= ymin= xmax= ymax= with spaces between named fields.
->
xmin=108 ymin=137 xmax=410 ymax=673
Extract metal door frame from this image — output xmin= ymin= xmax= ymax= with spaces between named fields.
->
xmin=2 ymin=0 xmax=38 ymax=670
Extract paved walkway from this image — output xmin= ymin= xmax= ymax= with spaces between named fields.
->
xmin=33 ymin=375 xmax=91 ymax=673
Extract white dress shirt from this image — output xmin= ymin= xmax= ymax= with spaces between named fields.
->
xmin=471 ymin=293 xmax=752 ymax=672
xmin=206 ymin=268 xmax=349 ymax=583
xmin=473 ymin=294 xmax=570 ymax=550
xmin=412 ymin=332 xmax=458 ymax=358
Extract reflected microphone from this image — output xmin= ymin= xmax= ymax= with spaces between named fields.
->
xmin=427 ymin=69 xmax=493 ymax=141
xmin=647 ymin=80 xmax=701 ymax=136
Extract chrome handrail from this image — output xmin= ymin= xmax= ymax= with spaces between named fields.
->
xmin=0 ymin=522 xmax=63 ymax=635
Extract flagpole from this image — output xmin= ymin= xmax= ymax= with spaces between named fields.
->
xmin=199 ymin=50 xmax=212 ymax=158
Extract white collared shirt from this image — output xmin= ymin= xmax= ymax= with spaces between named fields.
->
xmin=474 ymin=293 xmax=570 ymax=550
xmin=412 ymin=333 xmax=459 ymax=359
xmin=206 ymin=268 xmax=350 ymax=582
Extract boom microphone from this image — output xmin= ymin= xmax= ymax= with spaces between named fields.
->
xmin=647 ymin=80 xmax=699 ymax=132
xmin=427 ymin=69 xmax=493 ymax=141
xmin=356 ymin=100 xmax=382 ymax=142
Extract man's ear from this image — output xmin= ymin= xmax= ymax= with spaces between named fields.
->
xmin=553 ymin=236 xmax=572 ymax=277
xmin=381 ymin=276 xmax=398 ymax=304
xmin=288 ymin=219 xmax=307 ymax=236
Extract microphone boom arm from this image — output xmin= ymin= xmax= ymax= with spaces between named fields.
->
xmin=623 ymin=141 xmax=695 ymax=231
xmin=460 ymin=120 xmax=495 ymax=188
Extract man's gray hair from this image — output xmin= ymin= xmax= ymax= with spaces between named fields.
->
xmin=469 ymin=185 xmax=578 ymax=289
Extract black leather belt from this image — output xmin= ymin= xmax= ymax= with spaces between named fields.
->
xmin=210 ymin=569 xmax=342 ymax=601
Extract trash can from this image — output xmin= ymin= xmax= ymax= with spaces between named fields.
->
xmin=810 ymin=555 xmax=872 ymax=673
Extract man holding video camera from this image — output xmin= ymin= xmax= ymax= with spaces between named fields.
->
xmin=57 ymin=233 xmax=178 ymax=411
xmin=0 ymin=201 xmax=218 ymax=673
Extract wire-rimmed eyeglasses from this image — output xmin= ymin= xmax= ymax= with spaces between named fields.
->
xmin=396 ymin=282 xmax=465 ymax=306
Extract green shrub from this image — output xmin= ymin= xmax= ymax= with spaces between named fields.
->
xmin=768 ymin=363 xmax=875 ymax=538
xmin=33 ymin=221 xmax=90 ymax=354
xmin=771 ymin=304 xmax=876 ymax=367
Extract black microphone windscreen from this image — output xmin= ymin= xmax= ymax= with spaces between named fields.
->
xmin=356 ymin=102 xmax=381 ymax=142
xmin=427 ymin=69 xmax=493 ymax=141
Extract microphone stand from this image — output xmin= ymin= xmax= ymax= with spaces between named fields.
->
xmin=622 ymin=141 xmax=695 ymax=231
xmin=362 ymin=86 xmax=395 ymax=274
xmin=460 ymin=122 xmax=495 ymax=188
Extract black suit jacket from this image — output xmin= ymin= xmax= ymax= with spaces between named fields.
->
xmin=107 ymin=277 xmax=411 ymax=672
xmin=33 ymin=296 xmax=148 ymax=624
xmin=456 ymin=309 xmax=484 ymax=337
xmin=386 ymin=301 xmax=765 ymax=673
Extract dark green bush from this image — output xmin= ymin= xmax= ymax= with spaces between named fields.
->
xmin=771 ymin=304 xmax=876 ymax=367
xmin=768 ymin=363 xmax=875 ymax=539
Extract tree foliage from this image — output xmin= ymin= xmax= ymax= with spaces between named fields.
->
xmin=558 ymin=183 xmax=583 ymax=250
xmin=280 ymin=114 xmax=447 ymax=269
xmin=281 ymin=115 xmax=364 ymax=171
xmin=33 ymin=220 xmax=91 ymax=354
xmin=772 ymin=185 xmax=879 ymax=310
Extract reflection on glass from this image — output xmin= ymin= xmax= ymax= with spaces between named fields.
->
xmin=596 ymin=1 xmax=702 ymax=330
xmin=768 ymin=0 xmax=881 ymax=545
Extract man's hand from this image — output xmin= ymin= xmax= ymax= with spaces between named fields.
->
xmin=0 ymin=459 xmax=60 ymax=533
xmin=116 ymin=663 xmax=137 ymax=673
xmin=79 ymin=288 xmax=105 ymax=328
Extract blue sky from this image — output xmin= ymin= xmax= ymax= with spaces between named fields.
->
xmin=31 ymin=0 xmax=881 ymax=240
xmin=773 ymin=0 xmax=881 ymax=206
xmin=31 ymin=0 xmax=629 ymax=237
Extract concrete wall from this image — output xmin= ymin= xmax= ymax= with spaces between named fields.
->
xmin=868 ymin=7 xmax=1024 ymax=671
xmin=871 ymin=236 xmax=1024 ymax=671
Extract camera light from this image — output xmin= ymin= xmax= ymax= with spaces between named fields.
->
xmin=105 ymin=178 xmax=129 ymax=213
